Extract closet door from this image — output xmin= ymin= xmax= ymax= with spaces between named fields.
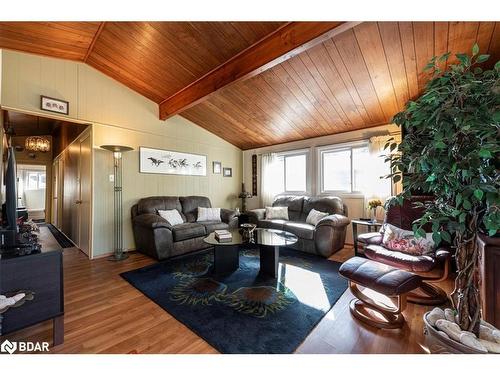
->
xmin=77 ymin=134 xmax=92 ymax=257
xmin=62 ymin=142 xmax=79 ymax=244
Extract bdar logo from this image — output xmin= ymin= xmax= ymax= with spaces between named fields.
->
xmin=1 ymin=339 xmax=17 ymax=354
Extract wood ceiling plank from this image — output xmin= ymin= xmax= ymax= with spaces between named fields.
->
xmin=297 ymin=52 xmax=352 ymax=130
xmin=0 ymin=22 xmax=100 ymax=61
xmin=236 ymin=81 xmax=305 ymax=140
xmin=259 ymin=68 xmax=323 ymax=137
xmin=446 ymin=21 xmax=479 ymax=66
xmin=353 ymin=22 xmax=399 ymax=121
xmin=433 ymin=22 xmax=449 ymax=72
xmin=159 ymin=22 xmax=359 ymax=119
xmin=285 ymin=57 xmax=347 ymax=133
xmin=269 ymin=64 xmax=334 ymax=132
xmin=412 ymin=22 xmax=435 ymax=92
xmin=219 ymin=87 xmax=296 ymax=142
xmin=398 ymin=22 xmax=419 ymax=100
xmin=303 ymin=45 xmax=366 ymax=128
xmin=307 ymin=43 xmax=364 ymax=126
xmin=322 ymin=39 xmax=371 ymax=123
xmin=476 ymin=22 xmax=496 ymax=56
xmin=200 ymin=101 xmax=266 ymax=143
xmin=86 ymin=50 xmax=167 ymax=103
xmin=333 ymin=29 xmax=386 ymax=124
xmin=182 ymin=105 xmax=261 ymax=149
xmin=84 ymin=22 xmax=106 ymax=62
xmin=377 ymin=22 xmax=410 ymax=111
xmin=487 ymin=23 xmax=500 ymax=65
xmin=251 ymin=74 xmax=324 ymax=138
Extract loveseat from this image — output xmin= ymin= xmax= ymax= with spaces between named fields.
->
xmin=246 ymin=195 xmax=350 ymax=258
xmin=131 ymin=196 xmax=238 ymax=260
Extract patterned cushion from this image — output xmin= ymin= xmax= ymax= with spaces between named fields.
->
xmin=382 ymin=223 xmax=435 ymax=256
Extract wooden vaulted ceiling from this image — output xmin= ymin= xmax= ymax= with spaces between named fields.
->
xmin=0 ymin=21 xmax=498 ymax=150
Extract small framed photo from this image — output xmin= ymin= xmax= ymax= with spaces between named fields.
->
xmin=213 ymin=161 xmax=222 ymax=174
xmin=223 ymin=167 xmax=232 ymax=177
xmin=40 ymin=95 xmax=69 ymax=115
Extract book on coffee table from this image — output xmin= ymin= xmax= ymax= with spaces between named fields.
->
xmin=214 ymin=230 xmax=232 ymax=243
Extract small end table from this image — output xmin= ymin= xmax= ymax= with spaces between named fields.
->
xmin=352 ymin=220 xmax=383 ymax=257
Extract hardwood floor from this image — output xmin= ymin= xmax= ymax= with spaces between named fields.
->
xmin=4 ymin=245 xmax=453 ymax=354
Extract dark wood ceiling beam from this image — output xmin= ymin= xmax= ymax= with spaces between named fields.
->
xmin=84 ymin=22 xmax=106 ymax=62
xmin=159 ymin=21 xmax=360 ymax=120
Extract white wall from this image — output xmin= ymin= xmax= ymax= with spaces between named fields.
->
xmin=242 ymin=124 xmax=401 ymax=244
xmin=0 ymin=49 xmax=242 ymax=258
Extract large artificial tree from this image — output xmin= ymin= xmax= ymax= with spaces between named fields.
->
xmin=385 ymin=44 xmax=499 ymax=335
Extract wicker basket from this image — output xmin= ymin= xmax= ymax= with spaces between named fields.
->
xmin=423 ymin=312 xmax=486 ymax=354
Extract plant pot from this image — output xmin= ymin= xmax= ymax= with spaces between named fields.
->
xmin=423 ymin=312 xmax=486 ymax=354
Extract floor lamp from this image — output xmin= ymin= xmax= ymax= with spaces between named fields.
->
xmin=101 ymin=145 xmax=134 ymax=261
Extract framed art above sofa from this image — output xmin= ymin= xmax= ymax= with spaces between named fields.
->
xmin=139 ymin=147 xmax=207 ymax=176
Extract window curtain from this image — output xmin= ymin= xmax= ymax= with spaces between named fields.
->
xmin=260 ymin=153 xmax=281 ymax=207
xmin=364 ymin=135 xmax=394 ymax=218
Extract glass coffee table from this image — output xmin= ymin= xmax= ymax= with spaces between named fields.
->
xmin=203 ymin=228 xmax=298 ymax=278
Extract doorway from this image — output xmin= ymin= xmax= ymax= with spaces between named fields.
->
xmin=3 ymin=109 xmax=92 ymax=257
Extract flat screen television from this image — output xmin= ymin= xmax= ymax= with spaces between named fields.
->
xmin=1 ymin=146 xmax=18 ymax=247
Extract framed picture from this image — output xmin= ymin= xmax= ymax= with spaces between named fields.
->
xmin=139 ymin=147 xmax=207 ymax=176
xmin=223 ymin=167 xmax=232 ymax=177
xmin=212 ymin=161 xmax=222 ymax=174
xmin=40 ymin=95 xmax=69 ymax=115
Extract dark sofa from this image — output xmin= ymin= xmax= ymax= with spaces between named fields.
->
xmin=131 ymin=196 xmax=238 ymax=260
xmin=246 ymin=195 xmax=350 ymax=258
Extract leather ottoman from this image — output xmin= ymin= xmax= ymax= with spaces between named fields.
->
xmin=339 ymin=257 xmax=422 ymax=329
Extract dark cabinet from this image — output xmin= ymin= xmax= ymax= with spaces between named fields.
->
xmin=0 ymin=249 xmax=64 ymax=345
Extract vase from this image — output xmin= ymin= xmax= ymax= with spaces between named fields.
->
xmin=370 ymin=208 xmax=377 ymax=222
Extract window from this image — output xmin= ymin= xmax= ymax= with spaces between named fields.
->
xmin=319 ymin=142 xmax=391 ymax=195
xmin=274 ymin=151 xmax=308 ymax=193
xmin=284 ymin=154 xmax=307 ymax=192
xmin=24 ymin=171 xmax=46 ymax=190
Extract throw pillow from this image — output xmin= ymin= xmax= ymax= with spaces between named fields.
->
xmin=157 ymin=209 xmax=184 ymax=226
xmin=382 ymin=223 xmax=435 ymax=256
xmin=197 ymin=207 xmax=221 ymax=222
xmin=265 ymin=206 xmax=289 ymax=220
xmin=306 ymin=208 xmax=329 ymax=226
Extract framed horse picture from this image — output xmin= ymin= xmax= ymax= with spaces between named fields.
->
xmin=139 ymin=147 xmax=207 ymax=176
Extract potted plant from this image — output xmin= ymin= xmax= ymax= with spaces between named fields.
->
xmin=384 ymin=44 xmax=499 ymax=352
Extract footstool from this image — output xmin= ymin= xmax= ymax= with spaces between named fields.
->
xmin=339 ymin=257 xmax=422 ymax=329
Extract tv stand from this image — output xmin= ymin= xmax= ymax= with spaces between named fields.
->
xmin=0 ymin=249 xmax=64 ymax=346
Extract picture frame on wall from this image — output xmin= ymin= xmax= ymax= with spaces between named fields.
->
xmin=223 ymin=167 xmax=232 ymax=177
xmin=139 ymin=146 xmax=207 ymax=176
xmin=40 ymin=95 xmax=69 ymax=115
xmin=212 ymin=161 xmax=222 ymax=174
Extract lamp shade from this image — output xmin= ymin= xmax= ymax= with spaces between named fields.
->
xmin=100 ymin=145 xmax=134 ymax=153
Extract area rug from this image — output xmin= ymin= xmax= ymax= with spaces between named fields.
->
xmin=120 ymin=247 xmax=348 ymax=354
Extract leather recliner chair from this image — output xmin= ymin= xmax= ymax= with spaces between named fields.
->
xmin=358 ymin=196 xmax=452 ymax=305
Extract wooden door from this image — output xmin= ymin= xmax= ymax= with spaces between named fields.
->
xmin=62 ymin=142 xmax=79 ymax=244
xmin=77 ymin=134 xmax=92 ymax=257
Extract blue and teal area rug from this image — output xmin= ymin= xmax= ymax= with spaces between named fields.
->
xmin=121 ymin=248 xmax=348 ymax=353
